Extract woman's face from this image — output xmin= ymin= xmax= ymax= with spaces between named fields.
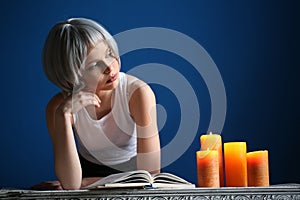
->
xmin=81 ymin=41 xmax=120 ymax=93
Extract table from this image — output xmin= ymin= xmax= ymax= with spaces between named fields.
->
xmin=1 ymin=184 xmax=299 ymax=200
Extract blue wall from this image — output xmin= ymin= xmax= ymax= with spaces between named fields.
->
xmin=0 ymin=0 xmax=299 ymax=188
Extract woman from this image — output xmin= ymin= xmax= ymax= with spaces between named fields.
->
xmin=34 ymin=18 xmax=160 ymax=190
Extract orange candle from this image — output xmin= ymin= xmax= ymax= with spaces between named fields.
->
xmin=224 ymin=142 xmax=248 ymax=187
xmin=247 ymin=150 xmax=269 ymax=187
xmin=196 ymin=150 xmax=220 ymax=187
xmin=200 ymin=133 xmax=224 ymax=186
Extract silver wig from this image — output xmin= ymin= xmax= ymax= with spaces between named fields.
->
xmin=43 ymin=18 xmax=120 ymax=93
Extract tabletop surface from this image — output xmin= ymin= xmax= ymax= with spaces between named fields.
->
xmin=1 ymin=184 xmax=300 ymax=200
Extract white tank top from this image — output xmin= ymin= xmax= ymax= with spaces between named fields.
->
xmin=73 ymin=72 xmax=137 ymax=166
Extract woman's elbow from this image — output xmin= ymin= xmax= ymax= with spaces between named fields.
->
xmin=61 ymin=181 xmax=82 ymax=190
xmin=57 ymin=172 xmax=82 ymax=190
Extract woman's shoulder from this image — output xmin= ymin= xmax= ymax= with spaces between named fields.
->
xmin=46 ymin=92 xmax=65 ymax=114
xmin=125 ymin=74 xmax=150 ymax=94
xmin=125 ymin=74 xmax=156 ymax=126
xmin=125 ymin=74 xmax=155 ymax=103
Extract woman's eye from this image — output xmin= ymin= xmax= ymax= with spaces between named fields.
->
xmin=106 ymin=49 xmax=114 ymax=57
xmin=87 ymin=62 xmax=99 ymax=71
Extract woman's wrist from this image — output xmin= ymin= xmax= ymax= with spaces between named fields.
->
xmin=55 ymin=106 xmax=73 ymax=126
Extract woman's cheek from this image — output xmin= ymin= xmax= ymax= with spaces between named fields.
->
xmin=84 ymin=78 xmax=102 ymax=91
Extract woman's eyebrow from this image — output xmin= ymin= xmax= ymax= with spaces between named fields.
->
xmin=85 ymin=47 xmax=110 ymax=66
xmin=86 ymin=59 xmax=101 ymax=67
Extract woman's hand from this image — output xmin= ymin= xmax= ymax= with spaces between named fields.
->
xmin=57 ymin=91 xmax=101 ymax=117
xmin=80 ymin=177 xmax=103 ymax=188
xmin=30 ymin=180 xmax=63 ymax=190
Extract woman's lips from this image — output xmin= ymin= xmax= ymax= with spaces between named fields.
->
xmin=106 ymin=74 xmax=117 ymax=83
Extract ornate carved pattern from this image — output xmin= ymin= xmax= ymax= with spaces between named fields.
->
xmin=52 ymin=195 xmax=300 ymax=200
xmin=1 ymin=187 xmax=300 ymax=200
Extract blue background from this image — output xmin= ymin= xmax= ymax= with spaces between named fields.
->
xmin=0 ymin=0 xmax=299 ymax=188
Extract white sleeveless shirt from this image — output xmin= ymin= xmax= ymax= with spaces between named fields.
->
xmin=73 ymin=72 xmax=137 ymax=166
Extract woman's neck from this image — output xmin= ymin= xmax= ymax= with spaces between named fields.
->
xmin=85 ymin=89 xmax=115 ymax=120
xmin=96 ymin=89 xmax=114 ymax=101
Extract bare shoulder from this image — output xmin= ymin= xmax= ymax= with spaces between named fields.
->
xmin=126 ymin=74 xmax=147 ymax=88
xmin=46 ymin=92 xmax=65 ymax=115
xmin=126 ymin=74 xmax=155 ymax=101
xmin=126 ymin=74 xmax=156 ymax=126
xmin=45 ymin=93 xmax=66 ymax=137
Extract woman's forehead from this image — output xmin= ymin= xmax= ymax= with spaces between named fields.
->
xmin=86 ymin=41 xmax=108 ymax=61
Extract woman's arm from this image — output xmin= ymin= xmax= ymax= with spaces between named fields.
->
xmin=129 ymin=80 xmax=161 ymax=174
xmin=46 ymin=92 xmax=101 ymax=189
xmin=46 ymin=93 xmax=82 ymax=189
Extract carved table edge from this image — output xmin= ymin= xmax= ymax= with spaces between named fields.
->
xmin=1 ymin=185 xmax=300 ymax=200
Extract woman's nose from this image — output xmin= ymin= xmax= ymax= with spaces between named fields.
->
xmin=103 ymin=58 xmax=116 ymax=74
xmin=103 ymin=66 xmax=112 ymax=74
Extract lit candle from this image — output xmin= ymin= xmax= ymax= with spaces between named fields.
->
xmin=196 ymin=150 xmax=220 ymax=187
xmin=224 ymin=142 xmax=248 ymax=187
xmin=247 ymin=150 xmax=269 ymax=187
xmin=200 ymin=132 xmax=224 ymax=186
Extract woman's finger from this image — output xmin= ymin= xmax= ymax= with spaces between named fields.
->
xmin=93 ymin=94 xmax=101 ymax=105
xmin=30 ymin=181 xmax=63 ymax=190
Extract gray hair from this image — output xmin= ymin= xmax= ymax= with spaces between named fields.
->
xmin=43 ymin=18 xmax=120 ymax=93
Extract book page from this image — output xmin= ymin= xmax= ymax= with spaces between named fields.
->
xmin=152 ymin=173 xmax=192 ymax=184
xmin=85 ymin=170 xmax=151 ymax=189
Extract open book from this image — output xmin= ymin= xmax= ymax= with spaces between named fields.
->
xmin=84 ymin=170 xmax=195 ymax=189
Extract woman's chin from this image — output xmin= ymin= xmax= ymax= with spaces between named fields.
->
xmin=97 ymin=79 xmax=119 ymax=91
